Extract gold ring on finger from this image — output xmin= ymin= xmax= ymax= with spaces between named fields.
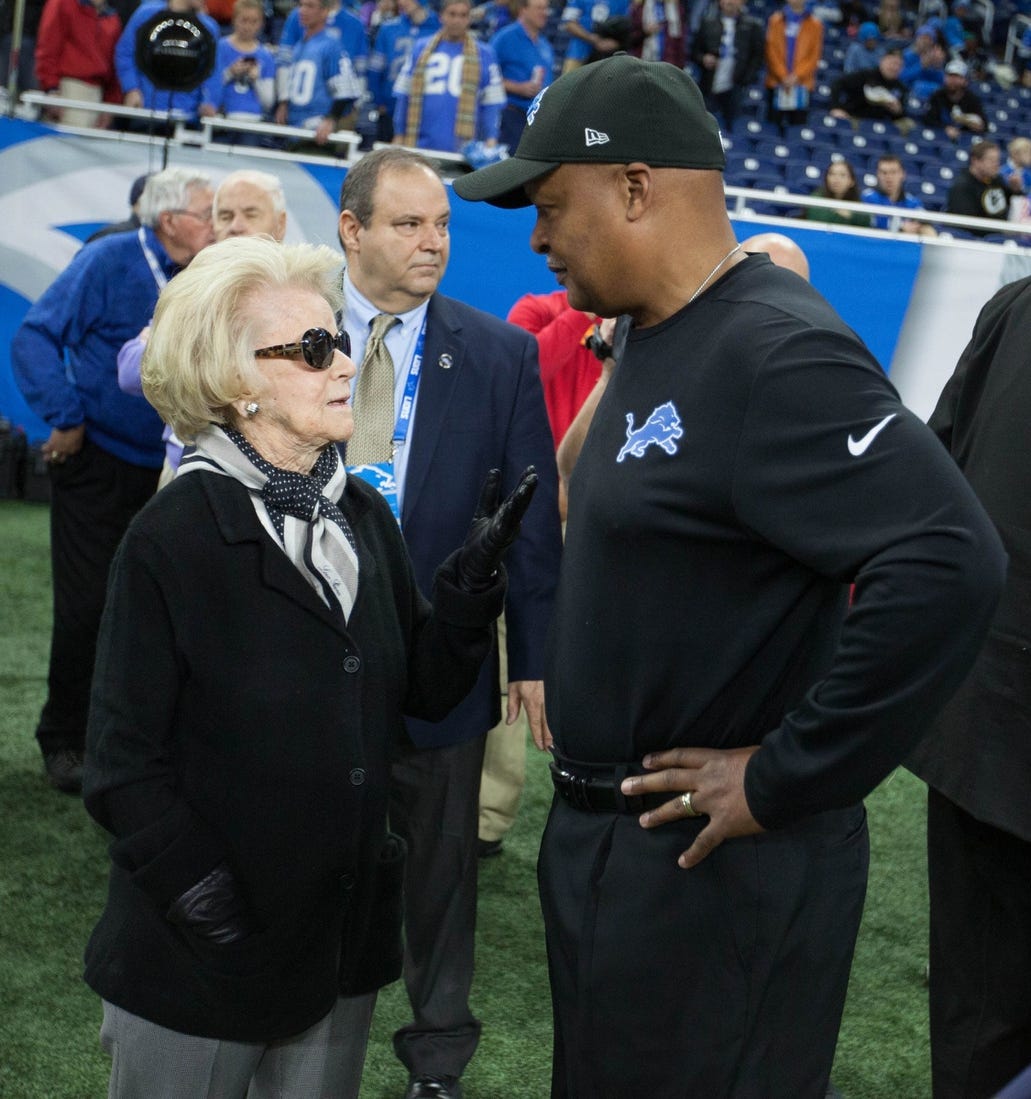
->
xmin=680 ymin=790 xmax=700 ymax=818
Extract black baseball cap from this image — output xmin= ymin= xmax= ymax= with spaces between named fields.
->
xmin=452 ymin=54 xmax=725 ymax=209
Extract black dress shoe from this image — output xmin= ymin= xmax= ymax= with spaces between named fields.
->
xmin=404 ymin=1075 xmax=463 ymax=1099
xmin=43 ymin=748 xmax=85 ymax=794
xmin=477 ymin=837 xmax=503 ymax=859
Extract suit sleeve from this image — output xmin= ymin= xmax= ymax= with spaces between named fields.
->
xmin=734 ymin=327 xmax=1006 ymax=828
xmin=498 ymin=330 xmax=563 ymax=682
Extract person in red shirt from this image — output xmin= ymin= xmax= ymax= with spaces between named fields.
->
xmin=36 ymin=0 xmax=121 ymax=127
xmin=507 ymin=288 xmax=603 ymax=450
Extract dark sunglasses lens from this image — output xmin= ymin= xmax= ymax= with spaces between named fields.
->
xmin=302 ymin=328 xmax=350 ymax=369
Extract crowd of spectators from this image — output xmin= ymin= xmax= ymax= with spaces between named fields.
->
xmin=3 ymin=0 xmax=1031 ymax=238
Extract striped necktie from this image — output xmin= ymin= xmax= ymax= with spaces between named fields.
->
xmin=348 ymin=312 xmax=399 ymax=466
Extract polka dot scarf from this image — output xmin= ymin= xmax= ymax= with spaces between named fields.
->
xmin=179 ymin=425 xmax=360 ymax=621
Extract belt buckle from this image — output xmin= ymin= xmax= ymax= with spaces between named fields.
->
xmin=556 ymin=765 xmax=593 ymax=811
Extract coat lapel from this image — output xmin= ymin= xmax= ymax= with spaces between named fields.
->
xmin=402 ymin=294 xmax=466 ymax=526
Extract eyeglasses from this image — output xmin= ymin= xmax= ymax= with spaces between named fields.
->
xmin=254 ymin=328 xmax=351 ymax=370
xmin=171 ymin=208 xmax=213 ymax=224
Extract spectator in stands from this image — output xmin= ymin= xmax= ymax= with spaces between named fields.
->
xmin=367 ymin=0 xmax=440 ymax=142
xmin=764 ymin=0 xmax=823 ymax=129
xmin=946 ymin=139 xmax=1011 ymax=235
xmin=804 ymin=159 xmax=873 ymax=227
xmin=491 ymin=0 xmax=552 ymax=151
xmin=10 ymin=167 xmax=214 ymax=795
xmin=843 ymin=20 xmax=884 ymax=73
xmin=199 ymin=0 xmax=276 ymax=134
xmin=471 ymin=0 xmax=518 ymax=40
xmin=900 ymin=22 xmax=946 ymax=100
xmin=627 ymin=0 xmax=686 ymax=67
xmin=277 ymin=0 xmax=370 ymax=101
xmin=1002 ymin=136 xmax=1031 ymax=195
xmin=392 ymin=0 xmax=505 ymax=152
xmin=876 ymin=0 xmax=912 ymax=44
xmin=35 ymin=0 xmax=121 ymax=127
xmin=922 ymin=58 xmax=986 ymax=140
xmin=115 ymin=0 xmax=220 ymax=124
xmin=2 ymin=0 xmax=45 ymax=95
xmin=560 ymin=0 xmax=630 ymax=73
xmin=275 ymin=0 xmax=363 ymax=144
xmin=863 ymin=152 xmax=937 ymax=235
xmin=361 ymin=0 xmax=399 ymax=38
xmin=693 ymin=0 xmax=765 ymax=133
xmin=829 ymin=49 xmax=913 ymax=132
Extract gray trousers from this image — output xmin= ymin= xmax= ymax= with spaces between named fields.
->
xmin=100 ymin=994 xmax=376 ymax=1099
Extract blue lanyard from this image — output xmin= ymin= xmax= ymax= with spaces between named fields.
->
xmin=391 ymin=315 xmax=427 ymax=451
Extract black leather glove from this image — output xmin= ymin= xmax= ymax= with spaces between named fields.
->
xmin=455 ymin=467 xmax=538 ymax=593
xmin=166 ymin=862 xmax=255 ymax=945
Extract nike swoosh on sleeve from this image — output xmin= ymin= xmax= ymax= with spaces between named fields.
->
xmin=847 ymin=413 xmax=898 ymax=457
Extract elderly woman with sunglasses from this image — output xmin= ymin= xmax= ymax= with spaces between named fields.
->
xmin=82 ymin=236 xmax=535 ymax=1099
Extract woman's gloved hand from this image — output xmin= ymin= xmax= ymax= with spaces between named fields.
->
xmin=455 ymin=467 xmax=538 ymax=593
xmin=166 ymin=862 xmax=255 ymax=945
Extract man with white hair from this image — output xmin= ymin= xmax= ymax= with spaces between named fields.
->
xmin=11 ymin=167 xmax=215 ymax=795
xmin=213 ymin=168 xmax=288 ymax=242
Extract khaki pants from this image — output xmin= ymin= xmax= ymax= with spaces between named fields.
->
xmin=477 ymin=614 xmax=527 ymax=842
xmin=57 ymin=77 xmax=103 ymax=127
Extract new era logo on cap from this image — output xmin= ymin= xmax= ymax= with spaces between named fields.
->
xmin=585 ymin=127 xmax=610 ymax=147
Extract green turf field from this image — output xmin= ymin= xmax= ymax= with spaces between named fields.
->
xmin=0 ymin=499 xmax=930 ymax=1097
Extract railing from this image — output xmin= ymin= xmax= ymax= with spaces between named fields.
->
xmin=12 ymin=90 xmax=1031 ymax=248
xmin=726 ymin=186 xmax=1031 ymax=244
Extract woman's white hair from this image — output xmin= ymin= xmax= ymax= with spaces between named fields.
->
xmin=142 ymin=236 xmax=344 ymax=442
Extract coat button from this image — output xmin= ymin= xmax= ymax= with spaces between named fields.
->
xmin=349 ymin=768 xmax=366 ymax=786
xmin=343 ymin=655 xmax=361 ymax=673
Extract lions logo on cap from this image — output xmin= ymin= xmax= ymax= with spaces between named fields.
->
xmin=526 ymin=87 xmax=547 ymax=126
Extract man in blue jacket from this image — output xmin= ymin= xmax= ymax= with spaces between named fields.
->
xmin=11 ymin=166 xmax=214 ymax=794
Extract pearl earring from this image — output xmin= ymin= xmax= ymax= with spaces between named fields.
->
xmin=245 ymin=402 xmax=260 ymax=418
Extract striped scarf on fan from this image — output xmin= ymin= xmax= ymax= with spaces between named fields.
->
xmin=403 ymin=33 xmax=481 ymax=147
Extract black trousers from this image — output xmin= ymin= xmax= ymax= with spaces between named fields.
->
xmin=539 ymin=799 xmax=869 ymax=1099
xmin=927 ymin=787 xmax=1031 ymax=1099
xmin=389 ymin=735 xmax=486 ymax=1078
xmin=36 ymin=440 xmax=158 ymax=754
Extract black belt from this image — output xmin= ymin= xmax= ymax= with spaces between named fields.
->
xmin=549 ymin=760 xmax=670 ymax=815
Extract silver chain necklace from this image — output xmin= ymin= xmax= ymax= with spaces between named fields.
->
xmin=688 ymin=243 xmax=743 ymax=304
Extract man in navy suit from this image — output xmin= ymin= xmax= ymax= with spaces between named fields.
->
xmin=337 ymin=147 xmax=561 ymax=1099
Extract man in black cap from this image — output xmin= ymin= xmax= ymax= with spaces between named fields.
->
xmin=453 ymin=55 xmax=1007 ymax=1097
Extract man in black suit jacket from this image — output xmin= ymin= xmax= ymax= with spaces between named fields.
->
xmin=337 ymin=147 xmax=562 ymax=1099
xmin=692 ymin=0 xmax=764 ymax=133
xmin=908 ymin=277 xmax=1031 ymax=1099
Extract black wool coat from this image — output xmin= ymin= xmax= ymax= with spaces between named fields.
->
xmin=83 ymin=470 xmax=503 ymax=1041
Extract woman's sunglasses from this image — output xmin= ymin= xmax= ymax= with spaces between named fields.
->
xmin=254 ymin=328 xmax=351 ymax=370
